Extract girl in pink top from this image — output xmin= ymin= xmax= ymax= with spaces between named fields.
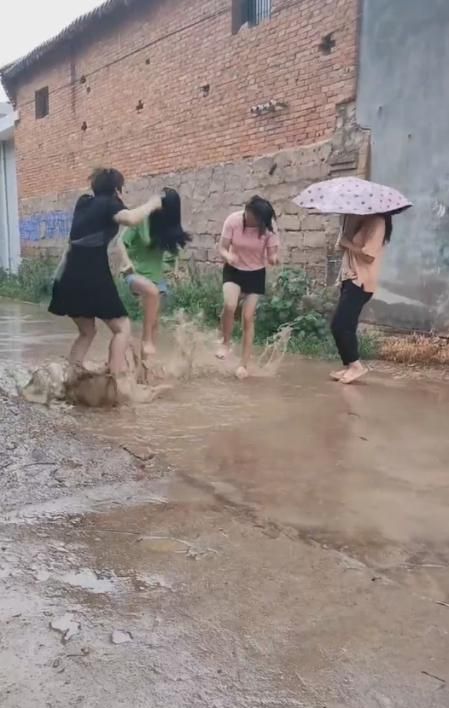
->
xmin=217 ymin=196 xmax=280 ymax=379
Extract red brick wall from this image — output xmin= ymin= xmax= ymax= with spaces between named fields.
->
xmin=12 ymin=0 xmax=359 ymax=201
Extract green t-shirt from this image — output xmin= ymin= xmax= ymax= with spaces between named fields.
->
xmin=122 ymin=220 xmax=176 ymax=283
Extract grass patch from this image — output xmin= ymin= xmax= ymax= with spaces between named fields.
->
xmin=0 ymin=259 xmax=380 ymax=361
xmin=0 ymin=258 xmax=55 ymax=303
xmin=379 ymin=333 xmax=449 ymax=365
xmin=166 ymin=268 xmax=223 ymax=327
xmin=166 ymin=266 xmax=380 ymax=360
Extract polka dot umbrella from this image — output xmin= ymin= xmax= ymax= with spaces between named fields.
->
xmin=293 ymin=177 xmax=412 ymax=215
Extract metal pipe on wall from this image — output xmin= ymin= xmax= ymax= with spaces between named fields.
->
xmin=0 ymin=141 xmax=9 ymax=271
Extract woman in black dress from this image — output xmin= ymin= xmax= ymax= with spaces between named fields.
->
xmin=49 ymin=168 xmax=161 ymax=375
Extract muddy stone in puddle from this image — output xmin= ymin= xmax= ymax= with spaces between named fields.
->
xmin=50 ymin=613 xmax=81 ymax=643
xmin=111 ymin=629 xmax=133 ymax=645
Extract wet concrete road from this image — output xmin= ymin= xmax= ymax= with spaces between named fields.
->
xmin=0 ymin=300 xmax=449 ymax=707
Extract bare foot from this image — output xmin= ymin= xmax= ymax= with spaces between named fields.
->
xmin=235 ymin=365 xmax=249 ymax=380
xmin=330 ymin=368 xmax=347 ymax=381
xmin=340 ymin=362 xmax=367 ymax=384
xmin=141 ymin=341 xmax=156 ymax=358
xmin=141 ymin=343 xmax=156 ymax=371
xmin=216 ymin=343 xmax=231 ymax=360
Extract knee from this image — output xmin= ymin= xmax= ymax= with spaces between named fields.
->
xmin=223 ymin=302 xmax=237 ymax=317
xmin=115 ymin=318 xmax=131 ymax=337
xmin=142 ymin=282 xmax=159 ymax=299
xmin=121 ymin=318 xmax=132 ymax=337
xmin=242 ymin=310 xmax=255 ymax=328
xmin=83 ymin=324 xmax=97 ymax=341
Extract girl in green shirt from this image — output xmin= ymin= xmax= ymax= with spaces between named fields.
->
xmin=119 ymin=188 xmax=190 ymax=361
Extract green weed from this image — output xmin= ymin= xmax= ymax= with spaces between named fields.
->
xmin=0 ymin=258 xmax=55 ymax=303
xmin=0 ymin=259 xmax=380 ymax=360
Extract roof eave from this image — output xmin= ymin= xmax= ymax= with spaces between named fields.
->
xmin=0 ymin=0 xmax=137 ymax=87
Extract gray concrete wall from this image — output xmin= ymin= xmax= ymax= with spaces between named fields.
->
xmin=358 ymin=0 xmax=449 ymax=331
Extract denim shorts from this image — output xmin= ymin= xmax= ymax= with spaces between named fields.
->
xmin=125 ymin=273 xmax=169 ymax=296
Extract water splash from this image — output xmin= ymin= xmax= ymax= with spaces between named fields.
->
xmin=164 ymin=312 xmax=219 ymax=381
xmin=0 ymin=314 xmax=289 ymax=408
xmin=255 ymin=325 xmax=292 ymax=377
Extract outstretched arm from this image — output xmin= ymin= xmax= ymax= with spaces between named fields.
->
xmin=114 ymin=195 xmax=162 ymax=228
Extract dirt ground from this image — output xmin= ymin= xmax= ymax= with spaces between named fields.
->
xmin=1 ymin=300 xmax=449 ymax=708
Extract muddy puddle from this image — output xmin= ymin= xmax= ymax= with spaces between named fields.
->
xmin=1 ymin=298 xmax=449 ymax=602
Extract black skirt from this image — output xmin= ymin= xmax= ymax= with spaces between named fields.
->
xmin=223 ymin=264 xmax=266 ymax=295
xmin=49 ymin=246 xmax=127 ymax=320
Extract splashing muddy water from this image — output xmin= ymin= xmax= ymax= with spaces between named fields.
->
xmin=6 ymin=311 xmax=291 ymax=408
xmin=1 ymin=299 xmax=449 ymax=602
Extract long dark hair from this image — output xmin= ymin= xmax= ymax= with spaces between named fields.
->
xmin=244 ymin=195 xmax=276 ymax=236
xmin=383 ymin=214 xmax=393 ymax=244
xmin=149 ymin=187 xmax=191 ymax=254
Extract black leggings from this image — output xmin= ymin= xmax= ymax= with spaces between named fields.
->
xmin=331 ymin=280 xmax=372 ymax=365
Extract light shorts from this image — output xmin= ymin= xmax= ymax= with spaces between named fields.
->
xmin=124 ymin=273 xmax=169 ymax=296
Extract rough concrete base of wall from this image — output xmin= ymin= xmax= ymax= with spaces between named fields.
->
xmin=19 ymin=102 xmax=369 ymax=284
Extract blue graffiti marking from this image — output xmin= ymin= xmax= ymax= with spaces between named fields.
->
xmin=20 ymin=211 xmax=71 ymax=242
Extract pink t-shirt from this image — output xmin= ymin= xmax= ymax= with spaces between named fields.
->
xmin=221 ymin=211 xmax=280 ymax=271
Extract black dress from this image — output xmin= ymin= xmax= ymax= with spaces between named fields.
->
xmin=49 ymin=194 xmax=128 ymax=320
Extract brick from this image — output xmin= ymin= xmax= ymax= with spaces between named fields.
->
xmin=301 ymin=214 xmax=326 ymax=231
xmin=303 ymin=231 xmax=327 ymax=248
xmin=12 ymin=0 xmax=358 ymax=202
xmin=11 ymin=0 xmax=360 ymax=273
xmin=279 ymin=214 xmax=300 ymax=232
xmin=290 ymin=248 xmax=308 ymax=266
xmin=283 ymin=232 xmax=304 ymax=249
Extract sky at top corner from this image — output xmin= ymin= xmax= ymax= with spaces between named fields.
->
xmin=0 ymin=0 xmax=105 ymax=101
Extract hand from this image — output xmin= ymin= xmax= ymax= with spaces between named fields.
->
xmin=225 ymin=251 xmax=237 ymax=266
xmin=339 ymin=236 xmax=351 ymax=250
xmin=147 ymin=194 xmax=162 ymax=212
xmin=268 ymin=255 xmax=280 ymax=266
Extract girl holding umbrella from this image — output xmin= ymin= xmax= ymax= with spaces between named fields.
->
xmin=331 ymin=212 xmax=392 ymax=383
xmin=294 ymin=177 xmax=411 ymax=384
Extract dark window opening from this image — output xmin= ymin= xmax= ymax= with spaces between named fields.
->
xmin=35 ymin=87 xmax=49 ymax=119
xmin=232 ymin=0 xmax=271 ymax=33
xmin=247 ymin=0 xmax=271 ymax=26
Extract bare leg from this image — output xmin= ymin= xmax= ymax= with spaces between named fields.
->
xmin=236 ymin=294 xmax=258 ymax=379
xmin=104 ymin=317 xmax=131 ymax=376
xmin=216 ymin=282 xmax=240 ymax=359
xmin=129 ymin=276 xmax=160 ymax=357
xmin=70 ymin=317 xmax=97 ymax=366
